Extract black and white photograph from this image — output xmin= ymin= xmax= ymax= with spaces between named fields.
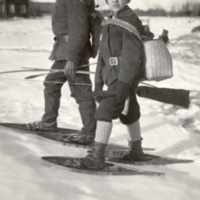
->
xmin=0 ymin=0 xmax=200 ymax=199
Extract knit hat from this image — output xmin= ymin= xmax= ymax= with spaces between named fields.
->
xmin=105 ymin=0 xmax=131 ymax=4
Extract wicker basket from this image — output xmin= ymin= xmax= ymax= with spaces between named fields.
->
xmin=103 ymin=19 xmax=173 ymax=81
xmin=144 ymin=39 xmax=173 ymax=81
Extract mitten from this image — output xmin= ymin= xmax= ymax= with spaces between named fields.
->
xmin=95 ymin=83 xmax=103 ymax=103
xmin=116 ymin=81 xmax=130 ymax=103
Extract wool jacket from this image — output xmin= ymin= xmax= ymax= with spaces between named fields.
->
xmin=95 ymin=5 xmax=145 ymax=87
xmin=49 ymin=0 xmax=101 ymax=64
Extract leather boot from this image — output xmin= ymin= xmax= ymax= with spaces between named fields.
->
xmin=108 ymin=140 xmax=151 ymax=162
xmin=81 ymin=142 xmax=107 ymax=169
xmin=27 ymin=120 xmax=58 ymax=132
xmin=124 ymin=140 xmax=146 ymax=161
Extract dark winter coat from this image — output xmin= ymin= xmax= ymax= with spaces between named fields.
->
xmin=49 ymin=0 xmax=102 ymax=64
xmin=95 ymin=5 xmax=145 ymax=87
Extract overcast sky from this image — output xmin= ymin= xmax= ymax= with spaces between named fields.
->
xmin=129 ymin=0 xmax=185 ymax=10
xmin=33 ymin=0 xmax=200 ymax=10
xmin=100 ymin=0 xmax=200 ymax=10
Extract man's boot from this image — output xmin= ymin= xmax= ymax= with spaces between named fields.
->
xmin=81 ymin=142 xmax=107 ymax=169
xmin=27 ymin=120 xmax=58 ymax=132
xmin=67 ymin=134 xmax=95 ymax=145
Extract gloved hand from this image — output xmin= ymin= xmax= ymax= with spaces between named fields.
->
xmin=64 ymin=60 xmax=75 ymax=76
xmin=116 ymin=81 xmax=130 ymax=103
xmin=94 ymin=83 xmax=104 ymax=103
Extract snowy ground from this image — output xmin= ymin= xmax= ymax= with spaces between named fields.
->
xmin=0 ymin=16 xmax=200 ymax=200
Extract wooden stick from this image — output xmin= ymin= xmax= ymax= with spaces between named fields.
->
xmin=0 ymin=69 xmax=46 ymax=75
xmin=75 ymin=70 xmax=95 ymax=75
xmin=22 ymin=62 xmax=97 ymax=71
xmin=69 ymin=83 xmax=92 ymax=86
xmin=0 ymin=78 xmax=92 ymax=86
xmin=25 ymin=70 xmax=95 ymax=79
xmin=25 ymin=71 xmax=62 ymax=79
xmin=21 ymin=67 xmax=63 ymax=72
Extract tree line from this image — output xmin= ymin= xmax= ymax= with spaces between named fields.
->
xmin=100 ymin=1 xmax=200 ymax=17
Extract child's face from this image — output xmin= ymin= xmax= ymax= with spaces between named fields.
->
xmin=107 ymin=0 xmax=128 ymax=14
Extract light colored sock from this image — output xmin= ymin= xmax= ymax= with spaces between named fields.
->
xmin=126 ymin=120 xmax=142 ymax=142
xmin=122 ymin=97 xmax=130 ymax=116
xmin=95 ymin=121 xmax=112 ymax=144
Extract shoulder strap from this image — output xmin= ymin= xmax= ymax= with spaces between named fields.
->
xmin=102 ymin=18 xmax=141 ymax=41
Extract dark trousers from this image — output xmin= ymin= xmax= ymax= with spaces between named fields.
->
xmin=42 ymin=60 xmax=96 ymax=135
xmin=95 ymin=81 xmax=140 ymax=124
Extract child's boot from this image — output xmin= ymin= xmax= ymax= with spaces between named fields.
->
xmin=80 ymin=121 xmax=112 ymax=169
xmin=108 ymin=121 xmax=152 ymax=162
xmin=123 ymin=139 xmax=146 ymax=161
xmin=81 ymin=142 xmax=107 ymax=169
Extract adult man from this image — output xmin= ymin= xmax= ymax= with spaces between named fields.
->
xmin=28 ymin=0 xmax=102 ymax=142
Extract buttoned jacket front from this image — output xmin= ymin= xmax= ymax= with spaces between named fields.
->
xmin=49 ymin=0 xmax=95 ymax=64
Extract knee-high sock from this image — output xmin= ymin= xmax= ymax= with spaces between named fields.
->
xmin=126 ymin=120 xmax=142 ymax=142
xmin=95 ymin=121 xmax=112 ymax=144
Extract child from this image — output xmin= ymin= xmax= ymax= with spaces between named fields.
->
xmin=80 ymin=0 xmax=150 ymax=169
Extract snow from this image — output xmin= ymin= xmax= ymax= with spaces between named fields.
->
xmin=0 ymin=16 xmax=200 ymax=200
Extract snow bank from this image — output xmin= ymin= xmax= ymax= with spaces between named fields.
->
xmin=0 ymin=16 xmax=200 ymax=200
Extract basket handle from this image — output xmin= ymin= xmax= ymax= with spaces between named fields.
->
xmin=102 ymin=18 xmax=142 ymax=41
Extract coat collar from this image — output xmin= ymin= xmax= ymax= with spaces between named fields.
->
xmin=108 ymin=5 xmax=135 ymax=19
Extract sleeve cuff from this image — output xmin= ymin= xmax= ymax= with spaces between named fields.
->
xmin=118 ymin=71 xmax=133 ymax=85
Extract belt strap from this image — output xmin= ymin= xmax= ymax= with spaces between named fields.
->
xmin=105 ymin=57 xmax=122 ymax=66
xmin=54 ymin=35 xmax=69 ymax=42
